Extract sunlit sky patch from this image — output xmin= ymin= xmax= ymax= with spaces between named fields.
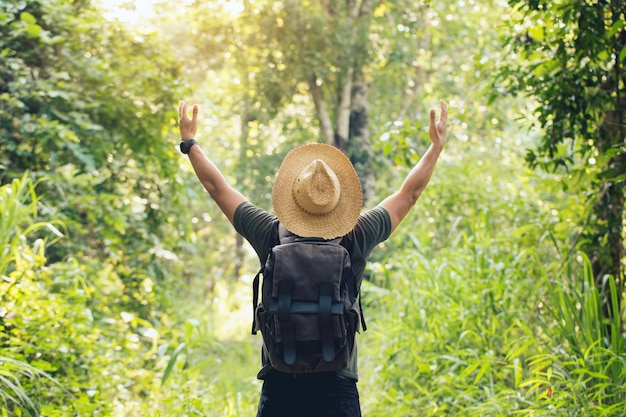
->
xmin=99 ymin=0 xmax=244 ymax=27
xmin=98 ymin=0 xmax=159 ymax=25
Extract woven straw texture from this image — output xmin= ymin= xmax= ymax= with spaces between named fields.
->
xmin=272 ymin=143 xmax=362 ymax=239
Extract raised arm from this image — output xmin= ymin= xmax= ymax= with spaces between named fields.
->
xmin=178 ymin=100 xmax=247 ymax=224
xmin=379 ymin=100 xmax=448 ymax=233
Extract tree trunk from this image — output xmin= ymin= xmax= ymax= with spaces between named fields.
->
xmin=334 ymin=66 xmax=354 ymax=152
xmin=587 ymin=108 xmax=625 ymax=335
xmin=349 ymin=74 xmax=375 ymax=205
xmin=308 ymin=0 xmax=377 ymax=204
xmin=309 ymin=73 xmax=334 ymax=144
xmin=588 ymin=179 xmax=624 ymax=335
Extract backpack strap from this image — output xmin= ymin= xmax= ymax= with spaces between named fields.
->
xmin=350 ymin=265 xmax=367 ymax=332
xmin=319 ymin=283 xmax=336 ymax=362
xmin=278 ymin=223 xmax=296 ymax=243
xmin=359 ymin=293 xmax=367 ymax=332
xmin=251 ymin=268 xmax=261 ymax=335
xmin=251 ymin=223 xmax=281 ymax=335
xmin=277 ymin=280 xmax=297 ymax=365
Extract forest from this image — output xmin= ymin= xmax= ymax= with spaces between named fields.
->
xmin=1 ymin=0 xmax=625 ymax=415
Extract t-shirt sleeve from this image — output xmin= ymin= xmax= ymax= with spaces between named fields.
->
xmin=233 ymin=202 xmax=278 ymax=264
xmin=344 ymin=206 xmax=392 ymax=282
xmin=353 ymin=205 xmax=392 ymax=256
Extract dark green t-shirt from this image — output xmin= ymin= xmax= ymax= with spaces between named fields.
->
xmin=234 ymin=201 xmax=392 ymax=380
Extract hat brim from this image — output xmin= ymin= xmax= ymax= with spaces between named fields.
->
xmin=272 ymin=143 xmax=362 ymax=239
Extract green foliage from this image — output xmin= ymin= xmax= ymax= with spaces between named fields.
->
xmin=499 ymin=0 xmax=625 ymax=168
xmin=0 ymin=0 xmax=194 ymax=316
xmin=0 ymin=0 xmax=192 ymax=292
xmin=0 ymin=357 xmax=68 ymax=417
xmin=368 ymin=0 xmax=512 ymax=127
xmin=498 ymin=0 xmax=625 ymax=331
xmin=0 ymin=0 xmax=204 ymax=414
xmin=0 ymin=176 xmax=63 ymax=416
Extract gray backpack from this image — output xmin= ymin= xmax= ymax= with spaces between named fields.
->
xmin=252 ymin=224 xmax=366 ymax=374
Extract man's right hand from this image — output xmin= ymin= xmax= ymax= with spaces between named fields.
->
xmin=178 ymin=100 xmax=198 ymax=141
xmin=429 ymin=100 xmax=447 ymax=151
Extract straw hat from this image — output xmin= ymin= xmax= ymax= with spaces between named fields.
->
xmin=272 ymin=143 xmax=362 ymax=239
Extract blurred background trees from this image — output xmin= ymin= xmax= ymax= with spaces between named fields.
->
xmin=1 ymin=0 xmax=624 ymax=415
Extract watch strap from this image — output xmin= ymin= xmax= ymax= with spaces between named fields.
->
xmin=180 ymin=138 xmax=198 ymax=154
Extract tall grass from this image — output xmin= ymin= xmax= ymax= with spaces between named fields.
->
xmin=0 ymin=175 xmax=66 ymax=417
xmin=359 ymin=210 xmax=541 ymax=416
xmin=0 ymin=357 xmax=69 ymax=417
xmin=359 ymin=218 xmax=625 ymax=416
xmin=517 ymin=254 xmax=626 ymax=415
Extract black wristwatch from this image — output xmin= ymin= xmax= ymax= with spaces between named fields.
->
xmin=180 ymin=138 xmax=198 ymax=154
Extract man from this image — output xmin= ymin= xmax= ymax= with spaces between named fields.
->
xmin=178 ymin=99 xmax=447 ymax=417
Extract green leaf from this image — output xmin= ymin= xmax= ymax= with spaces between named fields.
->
xmin=528 ymin=24 xmax=544 ymax=42
xmin=512 ymin=224 xmax=537 ymax=238
xmin=161 ymin=342 xmax=186 ymax=385
xmin=608 ymin=20 xmax=624 ymax=38
xmin=30 ymin=360 xmax=56 ymax=372
xmin=19 ymin=12 xmax=36 ymax=24
xmin=25 ymin=23 xmax=42 ymax=39
xmin=620 ymin=45 xmax=626 ymax=62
